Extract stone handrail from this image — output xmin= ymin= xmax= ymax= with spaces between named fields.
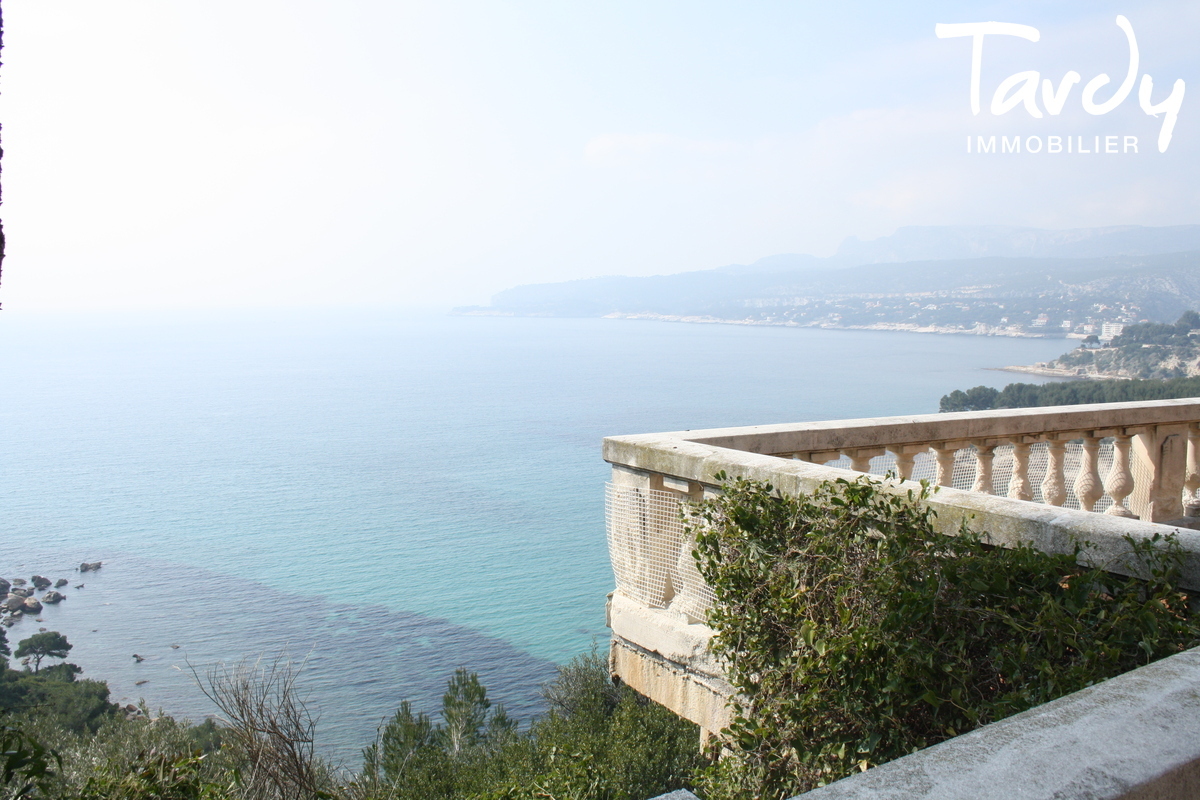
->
xmin=614 ymin=398 xmax=1200 ymax=523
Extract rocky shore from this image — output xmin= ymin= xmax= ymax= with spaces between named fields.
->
xmin=1 ymin=561 xmax=101 ymax=629
xmin=997 ymin=364 xmax=1118 ymax=379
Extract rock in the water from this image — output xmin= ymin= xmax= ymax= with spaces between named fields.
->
xmin=3 ymin=596 xmax=23 ymax=611
xmin=22 ymin=598 xmax=43 ymax=613
xmin=11 ymin=579 xmax=26 ymax=587
xmin=30 ymin=576 xmax=51 ymax=590
xmin=54 ymin=578 xmax=68 ymax=588
xmin=10 ymin=587 xmax=33 ymax=598
xmin=42 ymin=591 xmax=65 ymax=604
xmin=0 ymin=579 xmax=9 ymax=595
xmin=0 ymin=618 xmax=14 ymax=628
xmin=79 ymin=562 xmax=103 ymax=573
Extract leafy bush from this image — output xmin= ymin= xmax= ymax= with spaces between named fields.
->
xmin=690 ymin=475 xmax=1200 ymax=799
xmin=14 ymin=709 xmax=240 ymax=799
xmin=1 ymin=723 xmax=61 ymax=799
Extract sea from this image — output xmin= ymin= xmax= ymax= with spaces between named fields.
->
xmin=0 ymin=309 xmax=1074 ymax=764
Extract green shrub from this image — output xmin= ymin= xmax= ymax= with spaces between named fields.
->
xmin=1 ymin=723 xmax=61 ymax=799
xmin=359 ymin=650 xmax=701 ymax=800
xmin=0 ymin=668 xmax=118 ymax=737
xmin=13 ymin=710 xmax=241 ymax=799
xmin=691 ymin=475 xmax=1200 ymax=799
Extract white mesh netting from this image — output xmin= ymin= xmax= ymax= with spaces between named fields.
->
xmin=605 ymin=483 xmax=713 ymax=621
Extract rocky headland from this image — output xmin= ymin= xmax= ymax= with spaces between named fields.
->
xmin=1009 ymin=312 xmax=1200 ymax=380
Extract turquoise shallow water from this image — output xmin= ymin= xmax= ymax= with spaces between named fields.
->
xmin=0 ymin=310 xmax=1072 ymax=761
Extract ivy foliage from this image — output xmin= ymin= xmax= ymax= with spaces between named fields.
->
xmin=691 ymin=475 xmax=1200 ymax=799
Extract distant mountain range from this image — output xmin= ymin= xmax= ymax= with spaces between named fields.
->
xmin=455 ymin=225 xmax=1200 ymax=337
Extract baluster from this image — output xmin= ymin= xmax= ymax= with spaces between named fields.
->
xmin=849 ymin=451 xmax=872 ymax=473
xmin=1041 ymin=439 xmax=1067 ymax=506
xmin=1185 ymin=426 xmax=1200 ymax=506
xmin=1007 ymin=440 xmax=1032 ymax=501
xmin=934 ymin=445 xmax=957 ymax=487
xmin=1074 ymin=436 xmax=1104 ymax=512
xmin=1104 ymin=434 xmax=1137 ymax=517
xmin=892 ymin=449 xmax=915 ymax=480
xmin=971 ymin=442 xmax=995 ymax=495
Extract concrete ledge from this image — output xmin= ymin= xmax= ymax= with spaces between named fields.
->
xmin=608 ymin=593 xmax=724 ymax=677
xmin=610 ymin=632 xmax=734 ymax=736
xmin=793 ymin=646 xmax=1200 ymax=800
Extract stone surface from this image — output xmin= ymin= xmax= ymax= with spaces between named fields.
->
xmin=54 ymin=578 xmax=68 ymax=588
xmin=30 ymin=576 xmax=51 ymax=590
xmin=41 ymin=591 xmax=65 ymax=604
xmin=608 ymin=593 xmax=734 ymax=737
xmin=21 ymin=598 xmax=43 ymax=613
xmin=647 ymin=791 xmax=700 ymax=800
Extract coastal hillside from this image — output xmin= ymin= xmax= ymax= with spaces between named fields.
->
xmin=456 ymin=225 xmax=1200 ymax=338
xmin=1020 ymin=312 xmax=1200 ymax=380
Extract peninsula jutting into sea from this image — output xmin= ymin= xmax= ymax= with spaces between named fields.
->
xmin=455 ymin=224 xmax=1200 ymax=340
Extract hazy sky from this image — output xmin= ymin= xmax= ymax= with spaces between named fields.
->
xmin=3 ymin=1 xmax=1198 ymax=310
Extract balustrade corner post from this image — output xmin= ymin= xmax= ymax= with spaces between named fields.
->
xmin=1041 ymin=439 xmax=1068 ymax=507
xmin=1074 ymin=436 xmax=1104 ymax=512
xmin=1007 ymin=440 xmax=1033 ymax=502
xmin=1134 ymin=424 xmax=1188 ymax=522
xmin=934 ymin=445 xmax=957 ymax=488
xmin=1104 ymin=434 xmax=1137 ymax=518
xmin=1186 ymin=425 xmax=1200 ymax=505
xmin=971 ymin=442 xmax=995 ymax=495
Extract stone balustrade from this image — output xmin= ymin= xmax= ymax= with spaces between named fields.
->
xmin=678 ymin=398 xmax=1200 ymax=523
xmin=602 ymin=399 xmax=1200 ymax=741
